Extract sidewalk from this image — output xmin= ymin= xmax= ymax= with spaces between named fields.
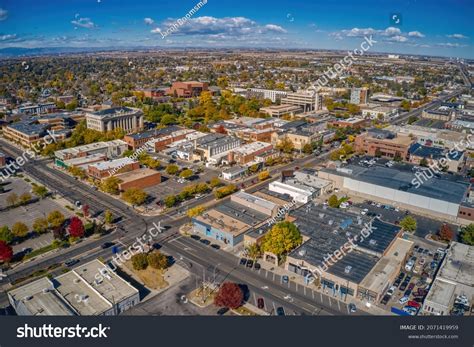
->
xmin=257 ymin=258 xmax=392 ymax=316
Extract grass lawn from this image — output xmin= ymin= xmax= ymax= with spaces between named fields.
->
xmin=124 ymin=261 xmax=168 ymax=290
xmin=232 ymin=306 xmax=257 ymax=316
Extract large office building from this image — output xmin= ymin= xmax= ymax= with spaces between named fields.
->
xmin=284 ymin=203 xmax=407 ymax=302
xmin=8 ymin=259 xmax=139 ymax=316
xmin=3 ymin=122 xmax=52 ymax=147
xmin=422 ymin=242 xmax=473 ymax=316
xmin=13 ymin=102 xmax=56 ymax=115
xmin=280 ymin=91 xmax=323 ymax=113
xmin=85 ymin=107 xmax=144 ymax=133
xmin=319 ymin=161 xmax=470 ymax=222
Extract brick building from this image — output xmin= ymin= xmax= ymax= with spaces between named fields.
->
xmin=166 ymin=81 xmax=208 ymax=98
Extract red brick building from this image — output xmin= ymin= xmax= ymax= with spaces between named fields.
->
xmin=166 ymin=81 xmax=208 ymax=98
xmin=116 ymin=168 xmax=161 ymax=191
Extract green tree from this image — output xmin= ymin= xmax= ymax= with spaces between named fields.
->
xmin=258 ymin=170 xmax=270 ymax=181
xmin=32 ymin=185 xmax=48 ymax=199
xmin=147 ymin=251 xmax=169 ymax=269
xmin=32 ymin=217 xmax=49 ymax=234
xmin=214 ymin=185 xmax=237 ymax=199
xmin=302 ymin=143 xmax=313 ymax=154
xmin=460 ymin=224 xmax=474 ymax=246
xmin=122 ymin=188 xmax=147 ymax=206
xmin=209 ymin=177 xmax=222 ymax=188
xmin=0 ymin=226 xmax=13 ymax=244
xmin=47 ymin=210 xmax=65 ymax=228
xmin=131 ymin=253 xmax=148 ymax=270
xmin=12 ymin=222 xmax=29 ymax=238
xmin=400 ymin=216 xmax=417 ymax=233
xmin=104 ymin=210 xmax=114 ymax=225
xmin=101 ymin=176 xmax=122 ymax=195
xmin=420 ymin=158 xmax=429 ymax=167
xmin=276 ymin=137 xmax=294 ymax=154
xmin=166 ymin=164 xmax=180 ymax=175
xmin=187 ymin=205 xmax=205 ymax=218
xmin=328 ymin=195 xmax=340 ymax=208
xmin=246 ymin=243 xmax=261 ymax=261
xmin=19 ymin=192 xmax=32 ymax=205
xmin=179 ymin=169 xmax=194 ymax=179
xmin=164 ymin=195 xmax=177 ymax=208
xmin=261 ymin=222 xmax=302 ymax=257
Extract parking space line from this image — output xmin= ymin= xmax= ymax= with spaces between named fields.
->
xmin=265 ymin=270 xmax=268 ymax=278
xmin=328 ymin=297 xmax=332 ymax=307
xmin=312 ymin=290 xmax=315 ymax=300
xmin=337 ymin=300 xmax=341 ymax=311
xmin=295 ymin=283 xmax=298 ymax=292
xmin=273 ymin=273 xmax=275 ymax=281
xmin=320 ymin=292 xmax=323 ymax=301
xmin=304 ymin=286 xmax=306 ymax=296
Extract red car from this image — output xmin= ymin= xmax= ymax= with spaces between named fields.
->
xmin=257 ymin=298 xmax=265 ymax=309
xmin=407 ymin=301 xmax=421 ymax=309
xmin=408 ymin=283 xmax=415 ymax=291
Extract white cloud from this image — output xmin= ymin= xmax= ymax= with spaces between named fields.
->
xmin=150 ymin=27 xmax=163 ymax=34
xmin=408 ymin=31 xmax=425 ymax=38
xmin=390 ymin=35 xmax=408 ymax=42
xmin=447 ymin=33 xmax=468 ymax=39
xmin=144 ymin=18 xmax=154 ymax=25
xmin=436 ymin=42 xmax=468 ymax=48
xmin=0 ymin=34 xmax=17 ymax=41
xmin=151 ymin=16 xmax=288 ymax=39
xmin=382 ymin=27 xmax=401 ymax=36
xmin=264 ymin=24 xmax=287 ymax=33
xmin=0 ymin=8 xmax=7 ymax=21
xmin=71 ymin=17 xmax=96 ymax=29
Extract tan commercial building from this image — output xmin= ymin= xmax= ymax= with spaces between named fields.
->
xmin=87 ymin=157 xmax=140 ymax=180
xmin=260 ymin=104 xmax=303 ymax=117
xmin=116 ymin=168 xmax=161 ymax=191
xmin=354 ymin=129 xmax=413 ymax=159
xmin=86 ymin=107 xmax=144 ymax=133
xmin=280 ymin=91 xmax=323 ymax=112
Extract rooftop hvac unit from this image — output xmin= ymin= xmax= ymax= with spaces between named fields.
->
xmin=328 ymin=220 xmax=334 ymax=225
xmin=369 ymin=239 xmax=377 ymax=246
xmin=298 ymin=249 xmax=306 ymax=257
xmin=24 ymin=296 xmax=33 ymax=301
xmin=74 ymin=279 xmax=81 ymax=284
xmin=319 ymin=213 xmax=325 ymax=219
xmin=344 ymin=265 xmax=352 ymax=274
xmin=42 ymin=288 xmax=50 ymax=294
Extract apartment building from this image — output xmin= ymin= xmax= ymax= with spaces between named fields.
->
xmin=350 ymin=87 xmax=369 ymax=105
xmin=85 ymin=107 xmax=144 ymax=133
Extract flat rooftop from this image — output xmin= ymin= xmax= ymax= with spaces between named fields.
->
xmin=91 ymin=107 xmax=141 ymax=118
xmin=438 ymin=242 xmax=474 ymax=287
xmin=232 ymin=191 xmax=277 ymax=212
xmin=125 ymin=126 xmax=181 ymax=140
xmin=322 ymin=162 xmax=469 ymax=204
xmin=89 ymin=157 xmax=137 ymax=171
xmin=55 ymin=140 xmax=127 ymax=158
xmin=115 ymin=168 xmax=160 ymax=183
xmin=288 ymin=203 xmax=400 ymax=283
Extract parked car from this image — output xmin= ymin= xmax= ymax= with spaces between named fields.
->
xmin=239 ymin=258 xmax=248 ymax=266
xmin=399 ymin=296 xmax=409 ymax=305
xmin=190 ymin=235 xmax=201 ymax=241
xmin=408 ymin=283 xmax=415 ymax=291
xmin=254 ymin=262 xmax=261 ymax=270
xmin=349 ymin=303 xmax=357 ymax=313
xmin=276 ymin=307 xmax=285 ymax=316
xmin=246 ymin=260 xmax=254 ymax=268
xmin=403 ymin=306 xmax=417 ymax=316
xmin=387 ymin=286 xmax=396 ymax=296
xmin=217 ymin=307 xmax=229 ymax=315
xmin=257 ymin=298 xmax=265 ymax=309
xmin=282 ymin=275 xmax=289 ymax=284
xmin=399 ymin=282 xmax=409 ymax=291
xmin=407 ymin=301 xmax=421 ymax=309
xmin=380 ymin=295 xmax=391 ymax=305
xmin=210 ymin=244 xmax=220 ymax=250
xmin=199 ymin=239 xmax=211 ymax=245
xmin=393 ymin=279 xmax=401 ymax=287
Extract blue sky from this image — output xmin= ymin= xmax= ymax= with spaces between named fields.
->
xmin=0 ymin=0 xmax=473 ymax=58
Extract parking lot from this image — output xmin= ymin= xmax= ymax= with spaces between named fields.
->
xmin=377 ymin=239 xmax=447 ymax=315
xmin=0 ymin=176 xmax=33 ymax=209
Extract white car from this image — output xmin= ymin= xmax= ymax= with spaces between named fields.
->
xmin=399 ymin=296 xmax=409 ymax=305
xmin=387 ymin=286 xmax=396 ymax=296
xmin=405 ymin=261 xmax=414 ymax=272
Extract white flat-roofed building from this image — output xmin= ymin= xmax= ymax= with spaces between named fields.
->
xmin=54 ymin=140 xmax=128 ymax=161
xmin=280 ymin=91 xmax=323 ymax=112
xmin=269 ymin=180 xmax=316 ymax=203
xmin=422 ymin=242 xmax=473 ymax=316
xmin=247 ymin=88 xmax=288 ymax=102
xmin=8 ymin=259 xmax=139 ymax=316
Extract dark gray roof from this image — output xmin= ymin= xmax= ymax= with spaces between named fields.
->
xmin=215 ymin=200 xmax=268 ymax=226
xmin=322 ymin=163 xmax=469 ymax=204
xmin=127 ymin=126 xmax=180 ymax=140
xmin=8 ymin=121 xmax=49 ymax=135
xmin=93 ymin=107 xmax=138 ymax=118
xmin=287 ymin=204 xmax=400 ymax=283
